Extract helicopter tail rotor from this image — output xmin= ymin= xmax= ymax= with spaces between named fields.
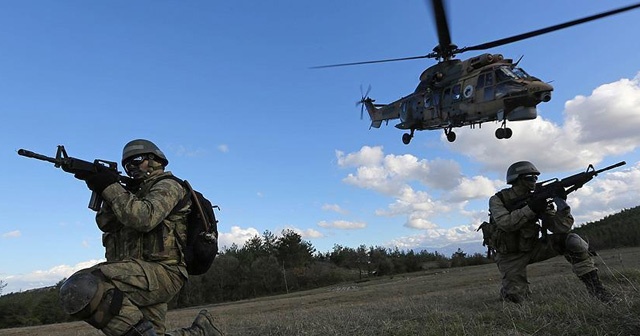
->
xmin=357 ymin=84 xmax=372 ymax=120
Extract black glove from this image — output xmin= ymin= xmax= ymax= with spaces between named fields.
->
xmin=85 ymin=171 xmax=119 ymax=194
xmin=556 ymin=188 xmax=568 ymax=200
xmin=527 ymin=196 xmax=548 ymax=214
xmin=73 ymin=171 xmax=95 ymax=181
xmin=123 ymin=178 xmax=142 ymax=192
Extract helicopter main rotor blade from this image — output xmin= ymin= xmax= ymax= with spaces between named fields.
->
xmin=430 ymin=0 xmax=453 ymax=58
xmin=310 ymin=55 xmax=430 ymax=69
xmin=459 ymin=2 xmax=640 ymax=53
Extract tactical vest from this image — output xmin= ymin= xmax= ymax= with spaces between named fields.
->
xmin=101 ymin=172 xmax=191 ymax=266
xmin=492 ymin=190 xmax=540 ymax=254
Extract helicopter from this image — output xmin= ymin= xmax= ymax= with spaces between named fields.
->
xmin=315 ymin=1 xmax=640 ymax=145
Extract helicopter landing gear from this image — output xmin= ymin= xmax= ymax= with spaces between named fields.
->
xmin=402 ymin=130 xmax=414 ymax=145
xmin=445 ymin=127 xmax=456 ymax=142
xmin=495 ymin=121 xmax=512 ymax=139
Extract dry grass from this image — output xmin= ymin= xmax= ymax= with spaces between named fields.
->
xmin=2 ymin=247 xmax=639 ymax=336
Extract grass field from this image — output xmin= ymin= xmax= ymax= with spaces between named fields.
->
xmin=2 ymin=247 xmax=639 ymax=336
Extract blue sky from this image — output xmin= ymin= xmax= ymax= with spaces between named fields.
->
xmin=2 ymin=0 xmax=640 ymax=294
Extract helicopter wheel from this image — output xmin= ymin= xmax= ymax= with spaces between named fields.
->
xmin=402 ymin=133 xmax=412 ymax=145
xmin=446 ymin=130 xmax=456 ymax=142
xmin=504 ymin=128 xmax=513 ymax=139
xmin=495 ymin=127 xmax=513 ymax=139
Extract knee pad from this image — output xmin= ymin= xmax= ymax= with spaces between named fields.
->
xmin=59 ymin=271 xmax=124 ymax=329
xmin=565 ymin=233 xmax=589 ymax=254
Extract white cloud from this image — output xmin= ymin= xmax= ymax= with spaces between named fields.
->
xmin=321 ymin=203 xmax=348 ymax=214
xmin=285 ymin=226 xmax=325 ymax=239
xmin=336 ymin=146 xmax=384 ymax=167
xmin=2 ymin=230 xmax=21 ymax=239
xmin=447 ymin=176 xmax=502 ymax=202
xmin=318 ymin=220 xmax=366 ymax=230
xmin=1 ymin=259 xmax=104 ymax=295
xmin=217 ymin=144 xmax=229 ymax=153
xmin=218 ymin=225 xmax=260 ymax=249
xmin=387 ymin=223 xmax=481 ymax=250
xmin=338 ymin=146 xmax=462 ymax=196
xmin=172 ymin=145 xmax=207 ymax=158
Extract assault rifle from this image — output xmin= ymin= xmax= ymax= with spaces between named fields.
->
xmin=508 ymin=161 xmax=627 ymax=211
xmin=18 ymin=145 xmax=132 ymax=211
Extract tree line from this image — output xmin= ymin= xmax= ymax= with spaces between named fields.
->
xmin=2 ymin=205 xmax=640 ymax=329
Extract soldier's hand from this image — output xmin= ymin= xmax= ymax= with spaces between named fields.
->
xmin=555 ymin=188 xmax=568 ymax=200
xmin=85 ymin=171 xmax=119 ymax=194
xmin=73 ymin=171 xmax=95 ymax=181
xmin=527 ymin=196 xmax=548 ymax=214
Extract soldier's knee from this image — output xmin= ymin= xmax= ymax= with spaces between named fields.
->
xmin=59 ymin=271 xmax=124 ymax=329
xmin=565 ymin=233 xmax=589 ymax=254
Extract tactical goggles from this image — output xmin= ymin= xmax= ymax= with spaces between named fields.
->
xmin=124 ymin=155 xmax=147 ymax=168
xmin=520 ymin=174 xmax=538 ymax=182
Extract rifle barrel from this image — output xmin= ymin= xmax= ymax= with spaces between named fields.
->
xmin=596 ymin=161 xmax=626 ymax=174
xmin=17 ymin=149 xmax=58 ymax=164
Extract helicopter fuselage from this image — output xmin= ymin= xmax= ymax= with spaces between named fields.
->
xmin=363 ymin=53 xmax=553 ymax=144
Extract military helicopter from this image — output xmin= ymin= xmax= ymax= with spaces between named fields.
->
xmin=315 ymin=1 xmax=640 ymax=144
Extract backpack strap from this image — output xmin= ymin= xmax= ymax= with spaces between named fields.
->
xmin=152 ymin=175 xmax=190 ymax=216
xmin=495 ymin=191 xmax=506 ymax=206
xmin=152 ymin=175 xmax=212 ymax=233
xmin=182 ymin=179 xmax=211 ymax=232
xmin=495 ymin=190 xmax=519 ymax=212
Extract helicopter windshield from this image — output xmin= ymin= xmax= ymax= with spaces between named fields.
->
xmin=510 ymin=67 xmax=530 ymax=79
xmin=496 ymin=66 xmax=520 ymax=81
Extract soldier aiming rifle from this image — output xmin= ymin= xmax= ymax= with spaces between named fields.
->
xmin=482 ymin=160 xmax=625 ymax=303
xmin=19 ymin=141 xmax=224 ymax=336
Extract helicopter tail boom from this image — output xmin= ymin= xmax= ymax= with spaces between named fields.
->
xmin=361 ymin=98 xmax=397 ymax=129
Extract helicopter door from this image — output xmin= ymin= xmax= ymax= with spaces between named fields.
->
xmin=424 ymin=94 xmax=437 ymax=120
xmin=477 ymin=71 xmax=495 ymax=102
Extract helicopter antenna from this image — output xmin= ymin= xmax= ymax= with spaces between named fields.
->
xmin=513 ymin=55 xmax=524 ymax=67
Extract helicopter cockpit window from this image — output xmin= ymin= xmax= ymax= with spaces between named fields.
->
xmin=424 ymin=96 xmax=432 ymax=107
xmin=511 ymin=67 xmax=530 ymax=79
xmin=496 ymin=67 xmax=518 ymax=82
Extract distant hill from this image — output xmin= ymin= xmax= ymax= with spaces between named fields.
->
xmin=573 ymin=205 xmax=640 ymax=250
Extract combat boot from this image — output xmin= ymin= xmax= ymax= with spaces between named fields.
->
xmin=124 ymin=319 xmax=157 ymax=336
xmin=165 ymin=310 xmax=224 ymax=336
xmin=579 ymin=270 xmax=615 ymax=303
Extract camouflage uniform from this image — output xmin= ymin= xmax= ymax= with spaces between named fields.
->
xmin=489 ymin=186 xmax=596 ymax=302
xmin=60 ymin=139 xmax=225 ymax=335
xmin=65 ymin=170 xmax=191 ymax=335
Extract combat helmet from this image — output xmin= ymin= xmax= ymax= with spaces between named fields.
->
xmin=122 ymin=139 xmax=168 ymax=166
xmin=506 ymin=161 xmax=539 ymax=184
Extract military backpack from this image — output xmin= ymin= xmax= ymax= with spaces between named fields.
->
xmin=160 ymin=176 xmax=220 ymax=275
xmin=477 ymin=191 xmax=508 ymax=257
